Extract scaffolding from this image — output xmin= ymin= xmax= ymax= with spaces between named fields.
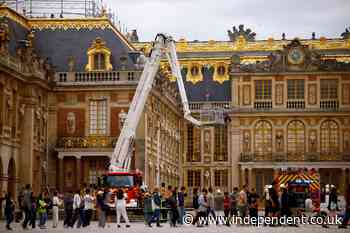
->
xmin=0 ymin=0 xmax=129 ymax=31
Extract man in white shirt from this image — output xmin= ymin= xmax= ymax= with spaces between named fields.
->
xmin=71 ymin=190 xmax=81 ymax=227
xmin=83 ymin=189 xmax=94 ymax=227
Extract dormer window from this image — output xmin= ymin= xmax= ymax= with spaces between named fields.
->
xmin=85 ymin=37 xmax=113 ymax=71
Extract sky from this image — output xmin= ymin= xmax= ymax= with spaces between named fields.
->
xmin=105 ymin=0 xmax=350 ymax=42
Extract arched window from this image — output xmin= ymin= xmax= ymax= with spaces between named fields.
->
xmin=254 ymin=121 xmax=272 ymax=160
xmin=287 ymin=120 xmax=305 ymax=160
xmin=321 ymin=120 xmax=339 ymax=157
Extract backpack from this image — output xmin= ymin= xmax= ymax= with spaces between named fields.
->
xmin=193 ymin=195 xmax=199 ymax=209
xmin=153 ymin=193 xmax=161 ymax=206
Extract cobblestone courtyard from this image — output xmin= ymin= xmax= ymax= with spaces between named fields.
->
xmin=0 ymin=220 xmax=349 ymax=233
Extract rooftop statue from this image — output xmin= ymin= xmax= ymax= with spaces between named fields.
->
xmin=228 ymin=24 xmax=256 ymax=42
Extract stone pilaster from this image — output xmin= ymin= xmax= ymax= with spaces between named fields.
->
xmin=58 ymin=157 xmax=64 ymax=192
xmin=19 ymin=104 xmax=34 ymax=188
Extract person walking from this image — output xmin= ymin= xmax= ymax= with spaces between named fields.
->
xmin=223 ymin=192 xmax=231 ymax=226
xmin=238 ymin=185 xmax=248 ymax=218
xmin=249 ymin=188 xmax=259 ymax=223
xmin=29 ymin=193 xmax=36 ymax=229
xmin=63 ymin=190 xmax=74 ymax=228
xmin=230 ymin=187 xmax=239 ymax=217
xmin=97 ymin=190 xmax=105 ymax=228
xmin=148 ymin=188 xmax=162 ymax=227
xmin=339 ymin=183 xmax=350 ymax=229
xmin=4 ymin=193 xmax=15 ymax=230
xmin=143 ymin=192 xmax=153 ymax=226
xmin=177 ymin=187 xmax=186 ymax=225
xmin=37 ymin=193 xmax=48 ymax=229
xmin=71 ymin=189 xmax=83 ymax=228
xmin=169 ymin=190 xmax=179 ymax=227
xmin=115 ymin=188 xmax=130 ymax=228
xmin=280 ymin=184 xmax=290 ymax=218
xmin=270 ymin=181 xmax=280 ymax=218
xmin=191 ymin=188 xmax=200 ymax=226
xmin=83 ymin=189 xmax=94 ymax=227
xmin=206 ymin=187 xmax=217 ymax=225
xmin=52 ymin=191 xmax=62 ymax=228
xmin=21 ymin=184 xmax=31 ymax=229
xmin=193 ymin=188 xmax=208 ymax=227
xmin=328 ymin=185 xmax=338 ymax=225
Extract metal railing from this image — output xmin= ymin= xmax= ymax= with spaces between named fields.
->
xmin=55 ymin=71 xmax=141 ymax=85
xmin=57 ymin=136 xmax=117 ymax=148
xmin=240 ymin=152 xmax=349 ymax=162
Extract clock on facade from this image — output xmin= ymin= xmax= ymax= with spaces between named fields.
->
xmin=287 ymin=47 xmax=305 ymax=65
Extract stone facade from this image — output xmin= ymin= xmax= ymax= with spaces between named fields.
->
xmin=1 ymin=6 xmax=350 ymax=200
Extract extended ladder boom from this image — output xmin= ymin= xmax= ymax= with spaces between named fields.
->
xmin=109 ymin=34 xmax=212 ymax=173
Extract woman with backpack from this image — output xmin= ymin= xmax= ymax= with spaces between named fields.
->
xmin=115 ymin=188 xmax=130 ymax=228
xmin=148 ymin=187 xmax=162 ymax=227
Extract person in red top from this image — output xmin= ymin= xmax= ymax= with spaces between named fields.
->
xmin=339 ymin=184 xmax=350 ymax=229
xmin=223 ymin=192 xmax=231 ymax=226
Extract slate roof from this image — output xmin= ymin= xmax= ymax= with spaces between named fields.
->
xmin=32 ymin=27 xmax=137 ymax=72
xmin=182 ymin=68 xmax=231 ymax=102
xmin=6 ymin=16 xmax=29 ymax=57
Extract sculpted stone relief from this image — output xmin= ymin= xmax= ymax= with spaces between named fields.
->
xmin=308 ymin=84 xmax=317 ymax=105
xmin=203 ymin=129 xmax=211 ymax=154
xmin=243 ymin=130 xmax=251 ymax=153
xmin=242 ymin=85 xmax=251 ymax=105
xmin=275 ymin=84 xmax=284 ymax=105
xmin=66 ymin=112 xmax=76 ymax=134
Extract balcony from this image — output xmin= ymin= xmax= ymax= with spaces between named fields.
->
xmin=55 ymin=71 xmax=141 ymax=86
xmin=254 ymin=100 xmax=272 ymax=110
xmin=189 ymin=102 xmax=231 ymax=111
xmin=320 ymin=99 xmax=339 ymax=110
xmin=240 ymin=152 xmax=348 ymax=162
xmin=287 ymin=100 xmax=305 ymax=109
xmin=57 ymin=136 xmax=117 ymax=149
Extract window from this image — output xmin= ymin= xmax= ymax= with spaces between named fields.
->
xmin=287 ymin=79 xmax=304 ymax=99
xmin=89 ymin=99 xmax=107 ymax=135
xmin=321 ymin=79 xmax=338 ymax=99
xmin=214 ymin=170 xmax=228 ymax=187
xmin=217 ymin=66 xmax=226 ymax=76
xmin=93 ymin=53 xmax=106 ymax=70
xmin=186 ymin=125 xmax=201 ymax=162
xmin=287 ymin=121 xmax=305 ymax=159
xmin=187 ymin=170 xmax=201 ymax=187
xmin=321 ymin=120 xmax=339 ymax=155
xmin=255 ymin=80 xmax=272 ymax=99
xmin=88 ymin=159 xmax=108 ymax=185
xmin=191 ymin=66 xmax=199 ymax=76
xmin=214 ymin=125 xmax=228 ymax=161
xmin=254 ymin=121 xmax=272 ymax=159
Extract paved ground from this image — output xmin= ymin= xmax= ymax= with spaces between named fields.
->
xmin=0 ymin=220 xmax=349 ymax=233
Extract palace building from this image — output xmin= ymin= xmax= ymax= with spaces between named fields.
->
xmin=0 ymin=5 xmax=350 ymax=199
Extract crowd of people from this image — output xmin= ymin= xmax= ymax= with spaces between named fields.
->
xmin=0 ymin=181 xmax=349 ymax=230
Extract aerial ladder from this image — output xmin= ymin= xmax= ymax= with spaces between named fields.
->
xmin=109 ymin=34 xmax=223 ymax=174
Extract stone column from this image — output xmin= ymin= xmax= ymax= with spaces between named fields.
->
xmin=248 ymin=168 xmax=253 ymax=190
xmin=231 ymin=127 xmax=241 ymax=189
xmin=19 ymin=103 xmax=35 ymax=188
xmin=241 ymin=168 xmax=246 ymax=187
xmin=76 ymin=156 xmax=81 ymax=189
xmin=58 ymin=157 xmax=64 ymax=192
